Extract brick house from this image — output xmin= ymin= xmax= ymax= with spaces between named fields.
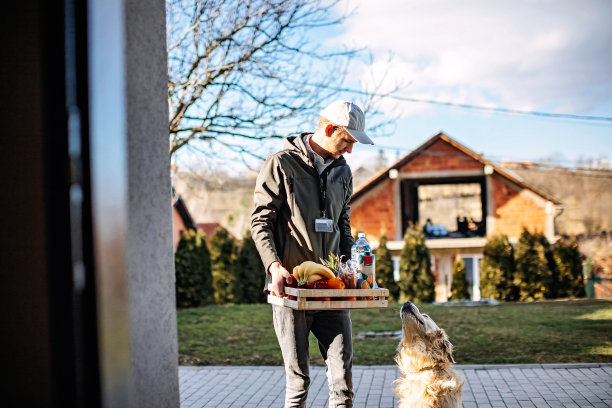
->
xmin=172 ymin=194 xmax=197 ymax=251
xmin=350 ymin=132 xmax=562 ymax=302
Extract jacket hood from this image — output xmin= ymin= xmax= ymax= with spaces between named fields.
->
xmin=284 ymin=134 xmax=347 ymax=166
xmin=283 ymin=134 xmax=309 ymax=158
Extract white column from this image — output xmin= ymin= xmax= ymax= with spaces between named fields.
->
xmin=485 ymin=171 xmax=495 ymax=236
xmin=473 ymin=256 xmax=481 ymax=301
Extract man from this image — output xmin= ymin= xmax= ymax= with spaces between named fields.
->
xmin=251 ymin=101 xmax=374 ymax=407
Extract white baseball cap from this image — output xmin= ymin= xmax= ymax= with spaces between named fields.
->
xmin=320 ymin=100 xmax=374 ymax=145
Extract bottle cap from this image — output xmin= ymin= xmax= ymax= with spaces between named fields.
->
xmin=358 ymin=233 xmax=365 ymax=238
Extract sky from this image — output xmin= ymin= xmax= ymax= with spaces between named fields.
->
xmin=174 ymin=0 xmax=612 ymax=175
xmin=324 ymin=0 xmax=612 ymax=169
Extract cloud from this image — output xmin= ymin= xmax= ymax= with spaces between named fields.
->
xmin=331 ymin=0 xmax=612 ymax=117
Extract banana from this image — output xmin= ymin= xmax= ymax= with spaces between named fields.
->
xmin=307 ymin=273 xmax=324 ymax=283
xmin=294 ymin=262 xmax=311 ymax=285
xmin=303 ymin=262 xmax=335 ymax=280
xmin=294 ymin=261 xmax=336 ymax=285
xmin=293 ymin=264 xmax=303 ymax=281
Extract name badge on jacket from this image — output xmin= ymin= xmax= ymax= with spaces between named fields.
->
xmin=315 ymin=217 xmax=333 ymax=233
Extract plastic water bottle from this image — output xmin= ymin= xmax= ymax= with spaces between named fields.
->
xmin=351 ymin=233 xmax=371 ymax=265
xmin=351 ymin=233 xmax=371 ymax=280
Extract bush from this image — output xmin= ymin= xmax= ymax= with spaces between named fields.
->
xmin=514 ymin=229 xmax=552 ymax=301
xmin=450 ymin=256 xmax=470 ymax=300
xmin=554 ymin=238 xmax=586 ymax=298
xmin=374 ymin=233 xmax=399 ymax=301
xmin=174 ymin=229 xmax=214 ymax=308
xmin=210 ymin=227 xmax=240 ymax=304
xmin=480 ymin=234 xmax=518 ymax=300
xmin=398 ymin=224 xmax=435 ymax=303
xmin=236 ymin=230 xmax=266 ymax=303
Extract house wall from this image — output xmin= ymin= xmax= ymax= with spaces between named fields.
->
xmin=351 ymin=135 xmax=557 ymax=303
xmin=491 ymin=175 xmax=548 ymax=239
xmin=400 ymin=139 xmax=483 ymax=173
xmin=173 ymin=206 xmax=187 ymax=251
xmin=429 ymin=248 xmax=485 ymax=302
xmin=594 ymin=279 xmax=612 ymax=299
xmin=350 ymin=179 xmax=396 ymax=239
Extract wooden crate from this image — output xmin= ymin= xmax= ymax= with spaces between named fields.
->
xmin=267 ymin=285 xmax=388 ymax=310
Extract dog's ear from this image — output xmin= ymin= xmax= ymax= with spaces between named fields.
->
xmin=443 ymin=339 xmax=455 ymax=364
xmin=438 ymin=331 xmax=455 ymax=364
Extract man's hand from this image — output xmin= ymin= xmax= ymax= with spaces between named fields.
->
xmin=269 ymin=261 xmax=293 ymax=297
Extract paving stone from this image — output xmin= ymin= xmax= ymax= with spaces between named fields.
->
xmin=178 ymin=363 xmax=612 ymax=407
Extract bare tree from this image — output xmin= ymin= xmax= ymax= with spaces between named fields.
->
xmin=167 ymin=0 xmax=399 ymax=163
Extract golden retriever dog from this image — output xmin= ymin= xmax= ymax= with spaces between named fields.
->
xmin=394 ymin=302 xmax=464 ymax=408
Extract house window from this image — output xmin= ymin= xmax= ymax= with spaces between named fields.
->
xmin=418 ymin=183 xmax=484 ymax=237
xmin=400 ymin=178 xmax=487 ymax=238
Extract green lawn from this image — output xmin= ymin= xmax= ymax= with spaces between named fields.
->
xmin=177 ymin=299 xmax=612 ymax=366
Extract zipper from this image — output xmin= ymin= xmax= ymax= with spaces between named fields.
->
xmin=315 ymin=161 xmax=343 ymax=260
xmin=288 ymin=176 xmax=295 ymax=215
xmin=318 ymin=167 xmax=332 ymax=258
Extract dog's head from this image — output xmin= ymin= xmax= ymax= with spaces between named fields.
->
xmin=399 ymin=302 xmax=455 ymax=366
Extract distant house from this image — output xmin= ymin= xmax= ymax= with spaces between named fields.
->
xmin=172 ymin=194 xmax=196 ymax=251
xmin=350 ymin=132 xmax=562 ymax=302
xmin=197 ymin=222 xmax=222 ymax=239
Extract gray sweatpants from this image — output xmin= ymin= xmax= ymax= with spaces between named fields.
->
xmin=272 ymin=305 xmax=353 ymax=408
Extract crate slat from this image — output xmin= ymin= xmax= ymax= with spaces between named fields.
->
xmin=267 ymin=284 xmax=389 ymax=310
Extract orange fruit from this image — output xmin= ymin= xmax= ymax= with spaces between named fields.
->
xmin=327 ymin=277 xmax=345 ymax=289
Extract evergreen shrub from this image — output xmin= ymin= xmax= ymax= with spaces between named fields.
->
xmin=554 ymin=238 xmax=586 ymax=298
xmin=210 ymin=227 xmax=240 ymax=304
xmin=514 ymin=229 xmax=552 ymax=301
xmin=480 ymin=234 xmax=517 ymax=300
xmin=174 ymin=229 xmax=214 ymax=308
xmin=236 ymin=230 xmax=266 ymax=303
xmin=374 ymin=233 xmax=399 ymax=301
xmin=398 ymin=224 xmax=435 ymax=303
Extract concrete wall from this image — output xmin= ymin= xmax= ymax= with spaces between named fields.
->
xmin=125 ymin=0 xmax=180 ymax=406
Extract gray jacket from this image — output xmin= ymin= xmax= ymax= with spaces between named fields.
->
xmin=251 ymin=135 xmax=355 ymax=281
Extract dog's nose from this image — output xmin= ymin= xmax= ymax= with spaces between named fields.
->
xmin=400 ymin=302 xmax=413 ymax=313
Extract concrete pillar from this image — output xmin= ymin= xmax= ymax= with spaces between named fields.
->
xmin=125 ymin=0 xmax=179 ymax=406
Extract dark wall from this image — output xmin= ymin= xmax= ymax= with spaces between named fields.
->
xmin=1 ymin=1 xmax=176 ymax=406
xmin=1 ymin=1 xmax=54 ymax=405
xmin=0 ymin=2 xmax=97 ymax=407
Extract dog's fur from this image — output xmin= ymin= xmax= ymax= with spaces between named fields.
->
xmin=394 ymin=302 xmax=464 ymax=408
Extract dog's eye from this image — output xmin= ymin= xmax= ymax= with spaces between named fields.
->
xmin=422 ymin=314 xmax=429 ymax=319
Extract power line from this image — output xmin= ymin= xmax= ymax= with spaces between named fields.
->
xmin=323 ymin=85 xmax=612 ymax=124
xmin=386 ymin=94 xmax=612 ymax=123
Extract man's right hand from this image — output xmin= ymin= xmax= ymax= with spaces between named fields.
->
xmin=269 ymin=261 xmax=293 ymax=297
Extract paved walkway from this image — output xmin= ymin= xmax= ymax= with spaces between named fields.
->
xmin=179 ymin=363 xmax=612 ymax=407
